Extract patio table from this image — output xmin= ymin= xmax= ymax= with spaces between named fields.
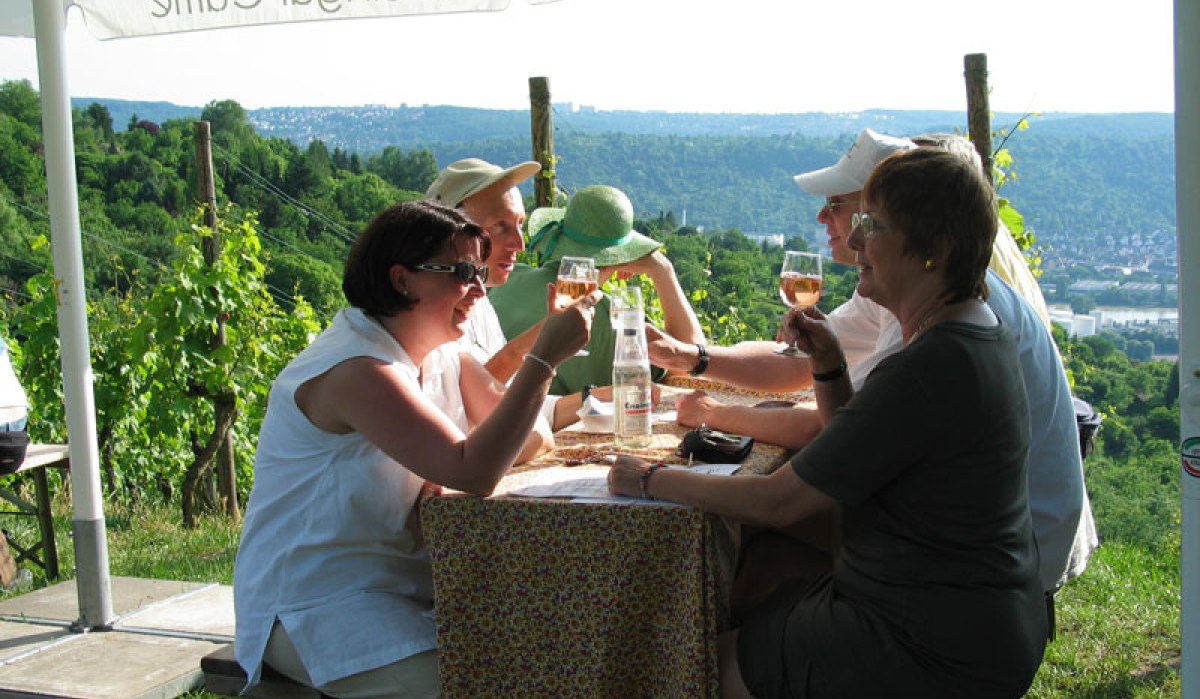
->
xmin=423 ymin=377 xmax=809 ymax=698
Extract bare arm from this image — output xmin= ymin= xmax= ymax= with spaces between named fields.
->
xmin=298 ymin=287 xmax=599 ymax=496
xmin=609 ymin=251 xmax=705 ymax=375
xmin=482 ymin=317 xmax=546 ymax=384
xmin=675 ymin=390 xmax=822 ymax=450
xmin=608 ymin=454 xmax=837 ymax=529
xmin=780 ymin=306 xmax=852 ymax=425
xmin=647 ymin=327 xmax=814 ymax=392
xmin=551 ymin=384 xmax=612 ymax=431
xmin=641 ymin=252 xmax=705 ymax=348
xmin=459 ymin=351 xmax=553 ymax=462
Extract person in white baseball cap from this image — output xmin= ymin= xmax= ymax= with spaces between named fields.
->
xmin=649 ymin=130 xmax=1097 ymax=631
xmin=646 ymin=128 xmax=916 ymax=396
xmin=796 ymin=128 xmax=918 ymax=269
xmin=793 ymin=128 xmax=918 ymax=198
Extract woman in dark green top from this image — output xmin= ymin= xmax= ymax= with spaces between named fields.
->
xmin=609 ymin=148 xmax=1046 ymax=698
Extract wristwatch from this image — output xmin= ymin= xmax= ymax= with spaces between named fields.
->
xmin=811 ymin=361 xmax=847 ymax=382
xmin=582 ymin=384 xmax=596 ymax=402
xmin=689 ymin=344 xmax=710 ymax=376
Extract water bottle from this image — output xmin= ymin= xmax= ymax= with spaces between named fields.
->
xmin=613 ymin=318 xmax=653 ymax=450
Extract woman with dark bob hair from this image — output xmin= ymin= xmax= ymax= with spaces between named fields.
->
xmin=610 ymin=148 xmax=1046 ymax=698
xmin=235 ymin=201 xmax=599 ymax=698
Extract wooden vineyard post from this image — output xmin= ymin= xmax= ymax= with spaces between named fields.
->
xmin=529 ymin=76 xmax=556 ymax=208
xmin=193 ymin=121 xmax=240 ymax=520
xmin=964 ymin=53 xmax=994 ymax=183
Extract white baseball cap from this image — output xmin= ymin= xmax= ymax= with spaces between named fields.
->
xmin=793 ymin=128 xmax=917 ymax=196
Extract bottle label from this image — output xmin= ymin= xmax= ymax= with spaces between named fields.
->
xmin=623 ymin=402 xmax=651 ymax=416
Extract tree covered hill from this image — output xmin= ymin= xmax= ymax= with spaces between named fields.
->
xmin=75 ymin=96 xmax=1175 ymax=245
xmin=420 ymin=129 xmax=1175 ymax=250
xmin=83 ymin=97 xmax=1172 ymax=146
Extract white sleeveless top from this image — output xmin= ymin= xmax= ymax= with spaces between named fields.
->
xmin=234 ymin=308 xmax=464 ymax=689
xmin=0 ymin=338 xmax=29 ymax=428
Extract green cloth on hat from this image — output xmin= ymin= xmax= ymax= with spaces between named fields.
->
xmin=488 ymin=261 xmax=665 ymax=396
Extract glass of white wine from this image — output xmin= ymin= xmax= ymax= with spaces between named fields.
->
xmin=775 ymin=251 xmax=823 ymax=357
xmin=556 ymin=256 xmax=599 ymax=356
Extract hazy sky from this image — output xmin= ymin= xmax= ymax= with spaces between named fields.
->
xmin=0 ymin=0 xmax=1177 ymax=114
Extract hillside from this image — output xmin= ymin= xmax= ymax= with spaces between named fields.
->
xmin=80 ymin=97 xmax=1172 ymax=147
xmin=70 ymin=97 xmax=1177 ymax=266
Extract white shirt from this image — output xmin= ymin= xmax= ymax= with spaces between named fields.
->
xmin=422 ymin=345 xmax=469 ymax=433
xmin=0 ymin=337 xmax=29 ymax=429
xmin=235 ymin=308 xmax=443 ymax=690
xmin=830 ymin=271 xmax=1098 ymax=592
xmin=826 ymin=292 xmax=903 ymax=390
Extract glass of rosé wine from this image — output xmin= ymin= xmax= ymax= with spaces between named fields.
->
xmin=556 ymin=256 xmax=599 ymax=356
xmin=775 ymin=250 xmax=823 ymax=357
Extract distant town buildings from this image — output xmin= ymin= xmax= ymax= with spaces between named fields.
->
xmin=1039 ymin=227 xmax=1177 ymax=277
xmin=745 ymin=232 xmax=787 ymax=247
xmin=1049 ymin=304 xmax=1179 ymax=341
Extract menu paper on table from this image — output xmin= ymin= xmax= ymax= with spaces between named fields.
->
xmin=498 ymin=463 xmax=740 ymax=502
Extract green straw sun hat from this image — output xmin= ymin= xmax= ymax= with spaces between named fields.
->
xmin=527 ymin=185 xmax=661 ymax=266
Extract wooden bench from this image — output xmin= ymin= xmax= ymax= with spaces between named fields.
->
xmin=201 ymin=643 xmax=332 ymax=699
xmin=0 ymin=443 xmax=68 ymax=580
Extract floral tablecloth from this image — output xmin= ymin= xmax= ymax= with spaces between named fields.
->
xmin=423 ymin=378 xmax=809 ymax=698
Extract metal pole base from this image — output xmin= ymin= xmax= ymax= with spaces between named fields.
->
xmin=71 ymin=517 xmax=114 ymax=631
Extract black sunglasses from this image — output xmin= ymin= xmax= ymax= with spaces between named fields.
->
xmin=413 ymin=262 xmax=489 ymax=285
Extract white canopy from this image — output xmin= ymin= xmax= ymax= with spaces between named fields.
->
xmin=0 ymin=0 xmax=553 ymax=39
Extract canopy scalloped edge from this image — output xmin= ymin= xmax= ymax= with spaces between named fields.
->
xmin=1 ymin=0 xmax=563 ymax=40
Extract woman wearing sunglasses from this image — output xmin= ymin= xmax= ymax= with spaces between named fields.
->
xmin=234 ymin=201 xmax=599 ymax=699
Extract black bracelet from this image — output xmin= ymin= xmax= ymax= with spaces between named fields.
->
xmin=689 ymin=343 xmax=710 ymax=376
xmin=639 ymin=462 xmax=667 ymax=500
xmin=811 ymin=361 xmax=848 ymax=383
xmin=581 ymin=384 xmax=596 ymax=402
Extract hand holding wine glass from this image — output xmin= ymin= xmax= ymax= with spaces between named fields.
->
xmin=775 ymin=251 xmax=823 ymax=357
xmin=556 ymin=256 xmax=599 ymax=356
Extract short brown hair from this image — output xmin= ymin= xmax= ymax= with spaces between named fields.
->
xmin=342 ymin=201 xmax=490 ymax=317
xmin=863 ymin=148 xmax=997 ymax=303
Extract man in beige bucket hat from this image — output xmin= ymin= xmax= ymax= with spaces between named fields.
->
xmin=426 ymin=157 xmax=544 ymax=370
xmin=425 ymin=160 xmax=658 ymax=431
xmin=423 ymin=157 xmax=566 ymax=449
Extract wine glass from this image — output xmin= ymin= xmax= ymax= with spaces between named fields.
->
xmin=775 ymin=251 xmax=823 ymax=357
xmin=556 ymin=256 xmax=599 ymax=356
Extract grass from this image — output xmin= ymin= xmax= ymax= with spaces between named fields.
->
xmin=3 ymin=480 xmax=1182 ymax=698
xmin=1029 ymin=542 xmax=1181 ymax=697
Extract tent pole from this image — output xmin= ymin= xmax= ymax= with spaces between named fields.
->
xmin=1177 ymin=0 xmax=1200 ymax=692
xmin=30 ymin=0 xmax=114 ymax=631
